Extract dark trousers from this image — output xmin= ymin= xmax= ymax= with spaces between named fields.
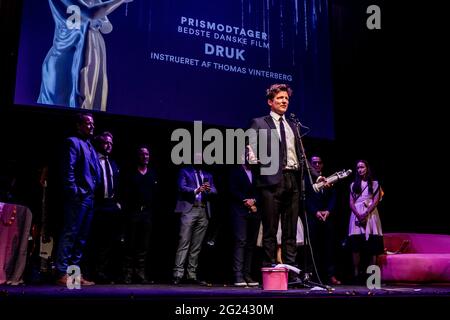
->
xmin=173 ymin=207 xmax=208 ymax=279
xmin=123 ymin=210 xmax=153 ymax=281
xmin=55 ymin=195 xmax=94 ymax=276
xmin=231 ymin=206 xmax=261 ymax=279
xmin=260 ymin=171 xmax=300 ymax=266
xmin=89 ymin=199 xmax=122 ymax=281
xmin=303 ymin=215 xmax=336 ymax=278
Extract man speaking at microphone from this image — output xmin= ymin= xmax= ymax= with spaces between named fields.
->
xmin=249 ymin=84 xmax=308 ymax=284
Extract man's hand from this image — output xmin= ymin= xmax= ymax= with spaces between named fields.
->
xmin=317 ymin=176 xmax=333 ymax=188
xmin=246 ymin=145 xmax=258 ymax=164
xmin=243 ymin=199 xmax=257 ymax=213
xmin=243 ymin=198 xmax=256 ymax=208
xmin=316 ymin=211 xmax=324 ymax=221
xmin=195 ymin=185 xmax=205 ymax=194
xmin=203 ymin=182 xmax=211 ymax=192
xmin=316 ymin=211 xmax=330 ymax=221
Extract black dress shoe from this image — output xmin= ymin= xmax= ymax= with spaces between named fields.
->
xmin=123 ymin=274 xmax=133 ymax=284
xmin=172 ymin=277 xmax=181 ymax=285
xmin=244 ymin=276 xmax=259 ymax=287
xmin=288 ymin=275 xmax=307 ymax=288
xmin=140 ymin=279 xmax=155 ymax=285
xmin=135 ymin=276 xmax=154 ymax=285
xmin=185 ymin=278 xmax=208 ymax=286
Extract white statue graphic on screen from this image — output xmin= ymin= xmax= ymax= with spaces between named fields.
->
xmin=38 ymin=0 xmax=133 ymax=111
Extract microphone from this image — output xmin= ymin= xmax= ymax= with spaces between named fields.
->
xmin=289 ymin=113 xmax=299 ymax=123
xmin=289 ymin=113 xmax=310 ymax=130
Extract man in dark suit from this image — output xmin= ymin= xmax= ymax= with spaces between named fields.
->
xmin=304 ymin=155 xmax=341 ymax=285
xmin=55 ymin=113 xmax=101 ymax=286
xmin=89 ymin=131 xmax=122 ymax=284
xmin=172 ymin=160 xmax=217 ymax=285
xmin=248 ymin=84 xmax=305 ymax=275
xmin=229 ymin=163 xmax=260 ymax=286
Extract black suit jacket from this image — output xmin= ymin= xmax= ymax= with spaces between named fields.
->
xmin=305 ymin=174 xmax=337 ymax=216
xmin=174 ymin=167 xmax=217 ymax=217
xmin=249 ymin=115 xmax=304 ymax=187
xmin=96 ymin=156 xmax=120 ymax=202
xmin=228 ymin=165 xmax=258 ymax=207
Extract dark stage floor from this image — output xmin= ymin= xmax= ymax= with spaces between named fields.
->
xmin=1 ymin=283 xmax=450 ymax=318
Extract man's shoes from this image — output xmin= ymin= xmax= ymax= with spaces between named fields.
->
xmin=234 ymin=276 xmax=247 ymax=287
xmin=55 ymin=274 xmax=69 ymax=286
xmin=172 ymin=277 xmax=181 ymax=285
xmin=288 ymin=275 xmax=302 ymax=285
xmin=55 ymin=274 xmax=95 ymax=286
xmin=80 ymin=276 xmax=95 ymax=286
xmin=244 ymin=276 xmax=259 ymax=287
xmin=329 ymin=276 xmax=342 ymax=285
xmin=136 ymin=276 xmax=154 ymax=285
xmin=185 ymin=278 xmax=208 ymax=286
xmin=141 ymin=279 xmax=155 ymax=285
xmin=288 ymin=274 xmax=310 ymax=288
xmin=123 ymin=275 xmax=133 ymax=285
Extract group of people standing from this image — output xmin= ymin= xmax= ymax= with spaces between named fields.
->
xmin=54 ymin=113 xmax=159 ymax=285
xmin=52 ymin=83 xmax=384 ymax=287
xmin=52 ymin=113 xmax=219 ymax=286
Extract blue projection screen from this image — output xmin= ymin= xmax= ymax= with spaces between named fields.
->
xmin=14 ymin=0 xmax=334 ymax=139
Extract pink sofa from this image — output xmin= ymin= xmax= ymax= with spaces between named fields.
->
xmin=379 ymin=233 xmax=450 ymax=283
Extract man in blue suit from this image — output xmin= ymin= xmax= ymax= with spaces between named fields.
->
xmin=55 ymin=113 xmax=101 ymax=285
xmin=172 ymin=159 xmax=217 ymax=285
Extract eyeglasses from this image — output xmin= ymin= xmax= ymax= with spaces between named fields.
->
xmin=312 ymin=161 xmax=323 ymax=164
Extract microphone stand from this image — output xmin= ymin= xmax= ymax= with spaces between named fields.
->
xmin=289 ymin=114 xmax=333 ymax=292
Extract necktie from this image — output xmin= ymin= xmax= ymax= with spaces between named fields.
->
xmin=104 ymin=156 xmax=113 ymax=198
xmin=195 ymin=169 xmax=203 ymax=202
xmin=195 ymin=169 xmax=203 ymax=187
xmin=279 ymin=117 xmax=287 ymax=167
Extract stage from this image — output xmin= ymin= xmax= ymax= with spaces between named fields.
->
xmin=1 ymin=283 xmax=449 ymax=317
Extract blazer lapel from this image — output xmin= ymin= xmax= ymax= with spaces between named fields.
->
xmin=264 ymin=115 xmax=280 ymax=141
xmin=189 ymin=167 xmax=198 ymax=187
xmin=85 ymin=140 xmax=100 ymax=178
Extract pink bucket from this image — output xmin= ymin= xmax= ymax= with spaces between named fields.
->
xmin=261 ymin=267 xmax=288 ymax=290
